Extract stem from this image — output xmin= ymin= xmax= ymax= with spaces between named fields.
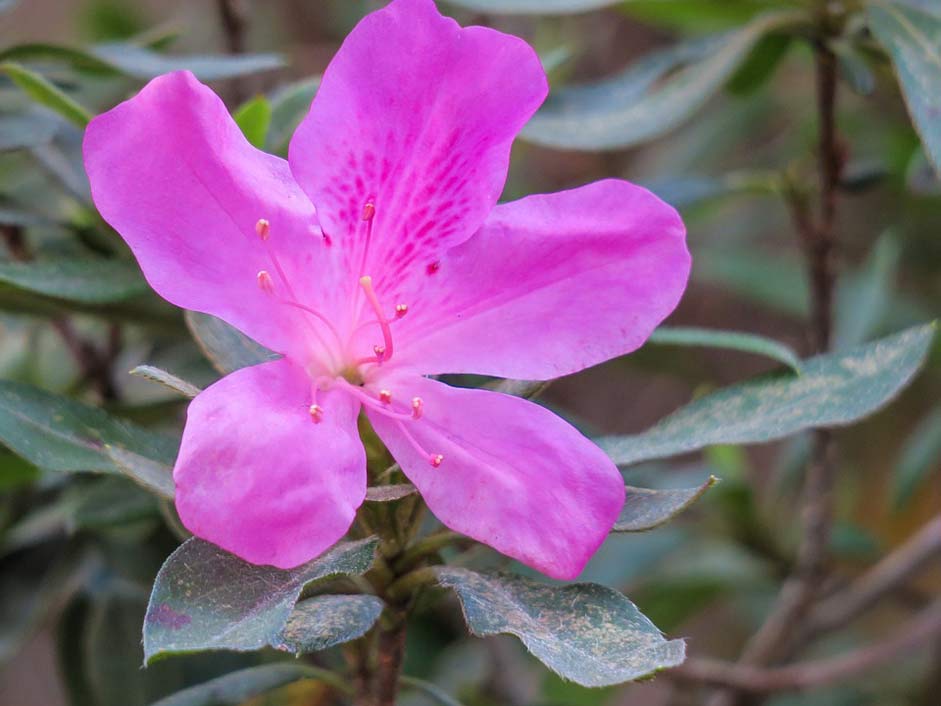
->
xmin=392 ymin=531 xmax=465 ymax=573
xmin=374 ymin=612 xmax=408 ymax=706
xmin=672 ymin=600 xmax=941 ymax=693
xmin=704 ymin=22 xmax=844 ymax=706
xmin=216 ymin=0 xmax=250 ymax=104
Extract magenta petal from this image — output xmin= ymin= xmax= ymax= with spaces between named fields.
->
xmin=288 ymin=0 xmax=548 ymax=294
xmin=367 ymin=376 xmax=624 ymax=580
xmin=84 ymin=71 xmax=337 ymax=358
xmin=391 ymin=179 xmax=690 ymax=379
xmin=174 ymin=358 xmax=366 ymax=569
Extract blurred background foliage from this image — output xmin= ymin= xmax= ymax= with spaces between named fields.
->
xmin=0 ymin=1 xmax=938 ymax=705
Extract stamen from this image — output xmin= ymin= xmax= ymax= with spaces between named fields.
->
xmin=411 ymin=397 xmax=424 ymax=420
xmin=334 ymin=379 xmax=413 ymax=421
xmin=257 ymin=270 xmax=274 ymax=294
xmin=358 ymin=200 xmax=376 ymax=276
xmin=394 ymin=420 xmax=444 ymax=469
xmin=359 ymin=275 xmax=395 ymax=363
xmin=309 ymin=404 xmax=324 ymax=423
xmin=379 ymin=389 xmax=392 ymax=404
xmin=395 ymin=303 xmax=409 ymax=319
xmin=254 ymin=218 xmax=344 ymax=367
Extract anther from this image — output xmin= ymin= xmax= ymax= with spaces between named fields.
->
xmin=379 ymin=389 xmax=392 ymax=404
xmin=255 ymin=218 xmax=271 ymax=241
xmin=411 ymin=397 xmax=424 ymax=419
xmin=362 ymin=202 xmax=376 ymax=222
xmin=309 ymin=404 xmax=324 ymax=423
xmin=257 ymin=270 xmax=274 ymax=294
xmin=373 ymin=344 xmax=386 ymax=360
xmin=430 ymin=454 xmax=444 ymax=468
xmin=395 ymin=303 xmax=409 ymax=319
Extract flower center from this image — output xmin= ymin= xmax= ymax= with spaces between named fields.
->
xmin=252 ymin=211 xmax=443 ymax=468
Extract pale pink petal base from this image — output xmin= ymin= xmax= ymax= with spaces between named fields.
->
xmin=392 ymin=179 xmax=691 ymax=380
xmin=367 ymin=375 xmax=625 ymax=580
xmin=174 ymin=358 xmax=366 ymax=569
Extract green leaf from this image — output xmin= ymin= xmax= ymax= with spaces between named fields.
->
xmin=599 ymin=325 xmax=935 ymax=466
xmin=149 ymin=664 xmax=338 ymax=706
xmin=0 ymin=257 xmax=147 ymax=304
xmin=521 ymin=10 xmax=807 ymax=151
xmin=615 ymin=477 xmax=718 ymax=532
xmin=443 ymin=0 xmax=619 ymax=13
xmin=274 ymin=595 xmax=384 ymax=653
xmin=834 ymin=231 xmax=901 ymax=349
xmin=104 ymin=446 xmax=175 ymax=499
xmin=266 ymin=77 xmax=320 ymax=154
xmin=129 ymin=365 xmax=201 ymax=399
xmin=144 ymin=537 xmax=378 ymax=662
xmin=892 ymin=405 xmax=941 ymax=510
xmin=726 ymin=33 xmax=792 ymax=95
xmin=71 ymin=476 xmax=158 ymax=529
xmin=0 ymin=379 xmax=178 ymax=474
xmin=648 ymin=326 xmax=802 ymax=373
xmin=437 ymin=568 xmax=685 ymax=687
xmin=0 ymin=111 xmax=59 ymax=152
xmin=868 ymin=1 xmax=941 ymax=175
xmin=0 ymin=42 xmax=284 ymax=81
xmin=233 ymin=95 xmax=272 ymax=150
xmin=0 ymin=452 xmax=39 ymax=491
xmin=185 ymin=311 xmax=277 ymax=375
xmin=0 ymin=62 xmax=93 ymax=127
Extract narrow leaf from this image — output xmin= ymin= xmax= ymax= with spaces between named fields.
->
xmin=0 ymin=257 xmax=147 ymax=304
xmin=521 ymin=10 xmax=807 ymax=151
xmin=438 ymin=568 xmax=685 ymax=687
xmin=444 ymin=0 xmax=619 ymax=13
xmin=130 ymin=365 xmax=201 ymax=399
xmin=105 ymin=446 xmax=175 ymax=500
xmin=233 ymin=95 xmax=272 ymax=149
xmin=0 ymin=62 xmax=92 ymax=127
xmin=0 ymin=379 xmax=178 ymax=474
xmin=274 ymin=595 xmax=384 ymax=653
xmin=0 ymin=111 xmax=59 ymax=152
xmin=648 ymin=326 xmax=802 ymax=373
xmin=184 ymin=311 xmax=277 ymax=375
xmin=892 ymin=405 xmax=941 ymax=510
xmin=91 ymin=44 xmax=283 ymax=81
xmin=599 ymin=324 xmax=935 ymax=466
xmin=144 ymin=537 xmax=378 ymax=662
xmin=0 ymin=43 xmax=284 ymax=81
xmin=868 ymin=1 xmax=941 ymax=174
xmin=615 ymin=477 xmax=718 ymax=532
xmin=150 ymin=664 xmax=332 ymax=706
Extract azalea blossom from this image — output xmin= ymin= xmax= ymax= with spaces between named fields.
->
xmin=83 ymin=0 xmax=690 ymax=579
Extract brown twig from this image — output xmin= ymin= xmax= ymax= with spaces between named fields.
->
xmin=216 ymin=0 xmax=250 ymax=104
xmin=803 ymin=516 xmax=941 ymax=639
xmin=672 ymin=600 xmax=941 ymax=693
xmin=703 ymin=23 xmax=845 ymax=706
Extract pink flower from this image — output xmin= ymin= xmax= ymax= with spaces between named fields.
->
xmin=83 ymin=0 xmax=690 ymax=580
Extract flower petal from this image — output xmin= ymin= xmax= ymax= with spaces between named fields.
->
xmin=84 ymin=71 xmax=342 ymax=359
xmin=391 ymin=179 xmax=691 ymax=379
xmin=366 ymin=376 xmax=624 ymax=580
xmin=174 ymin=358 xmax=366 ymax=569
xmin=288 ymin=0 xmax=547 ymax=296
